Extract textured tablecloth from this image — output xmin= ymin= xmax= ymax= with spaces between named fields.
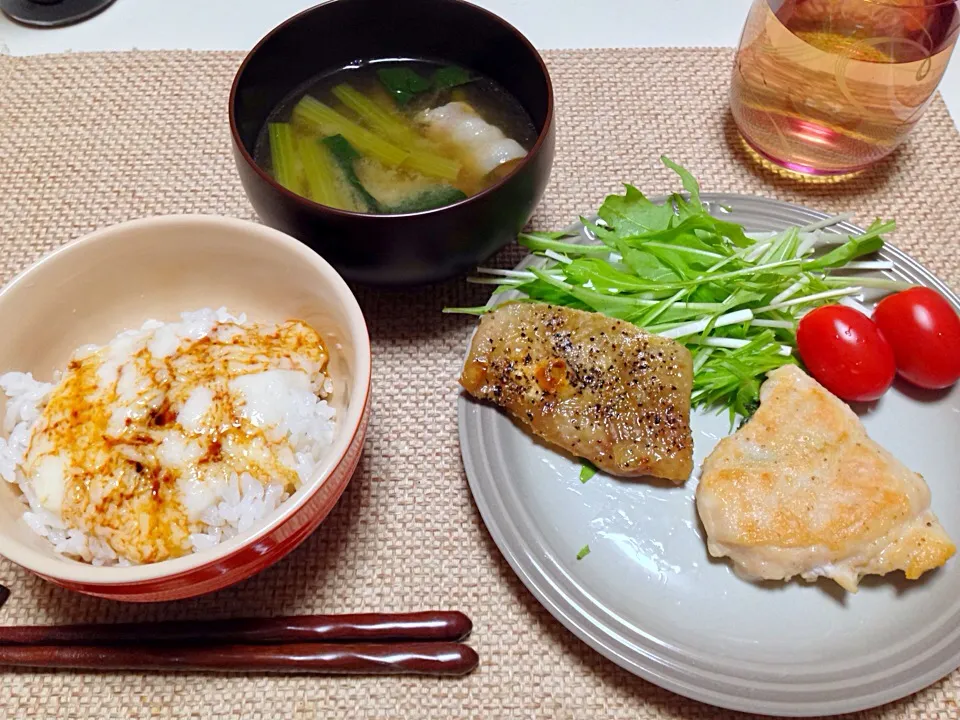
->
xmin=0 ymin=48 xmax=959 ymax=719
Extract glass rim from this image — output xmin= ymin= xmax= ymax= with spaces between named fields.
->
xmin=865 ymin=0 xmax=958 ymax=6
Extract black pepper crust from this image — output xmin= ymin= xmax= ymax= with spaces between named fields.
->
xmin=460 ymin=302 xmax=694 ymax=482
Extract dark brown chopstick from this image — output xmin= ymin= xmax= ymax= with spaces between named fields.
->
xmin=0 ymin=611 xmax=472 ymax=647
xmin=0 ymin=585 xmax=8 ymax=610
xmin=0 ymin=642 xmax=479 ymax=676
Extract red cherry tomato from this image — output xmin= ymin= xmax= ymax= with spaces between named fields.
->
xmin=872 ymin=287 xmax=960 ymax=389
xmin=796 ymin=305 xmax=896 ymax=402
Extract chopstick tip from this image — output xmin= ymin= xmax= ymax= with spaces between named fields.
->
xmin=451 ymin=611 xmax=473 ymax=641
xmin=458 ymin=644 xmax=480 ymax=676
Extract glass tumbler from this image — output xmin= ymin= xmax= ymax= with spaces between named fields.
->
xmin=730 ymin=0 xmax=960 ymax=176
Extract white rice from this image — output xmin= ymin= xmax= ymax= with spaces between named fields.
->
xmin=0 ymin=307 xmax=336 ymax=566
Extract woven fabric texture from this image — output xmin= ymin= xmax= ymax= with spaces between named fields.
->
xmin=0 ymin=48 xmax=959 ymax=719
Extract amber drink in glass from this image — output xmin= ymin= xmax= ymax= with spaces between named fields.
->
xmin=731 ymin=0 xmax=960 ymax=176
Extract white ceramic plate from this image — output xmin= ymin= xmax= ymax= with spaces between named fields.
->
xmin=458 ymin=195 xmax=960 ymax=716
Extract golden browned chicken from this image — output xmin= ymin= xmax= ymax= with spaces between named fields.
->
xmin=697 ymin=365 xmax=955 ymax=592
xmin=460 ymin=302 xmax=694 ymax=482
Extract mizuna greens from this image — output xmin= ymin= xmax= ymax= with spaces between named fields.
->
xmin=447 ymin=157 xmax=910 ymax=419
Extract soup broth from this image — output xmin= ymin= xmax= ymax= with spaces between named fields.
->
xmin=254 ymin=59 xmax=537 ymax=214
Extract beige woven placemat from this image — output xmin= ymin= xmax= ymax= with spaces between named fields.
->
xmin=0 ymin=47 xmax=959 ymax=719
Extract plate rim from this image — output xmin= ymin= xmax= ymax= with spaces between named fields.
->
xmin=458 ymin=193 xmax=960 ymax=716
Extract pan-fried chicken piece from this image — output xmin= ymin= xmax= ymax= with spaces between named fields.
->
xmin=696 ymin=365 xmax=955 ymax=592
xmin=460 ymin=302 xmax=693 ymax=482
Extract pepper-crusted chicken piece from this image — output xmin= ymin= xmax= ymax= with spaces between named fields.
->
xmin=460 ymin=302 xmax=694 ymax=482
xmin=697 ymin=365 xmax=955 ymax=592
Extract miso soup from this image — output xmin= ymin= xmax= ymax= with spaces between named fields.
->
xmin=254 ymin=59 xmax=537 ymax=214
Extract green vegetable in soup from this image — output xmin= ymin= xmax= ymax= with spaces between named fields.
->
xmin=320 ymin=134 xmax=464 ymax=214
xmin=403 ymin=150 xmax=462 ymax=182
xmin=431 ymin=65 xmax=473 ymax=92
xmin=293 ymin=96 xmax=409 ymax=167
xmin=321 ymin=135 xmax=381 ymax=213
xmin=383 ymin=184 xmax=467 ymax=214
xmin=268 ymin=123 xmax=303 ymax=194
xmin=297 ymin=135 xmax=355 ymax=210
xmin=258 ymin=60 xmax=536 ymax=217
xmin=330 ymin=84 xmax=461 ymax=181
xmin=331 ymin=83 xmax=421 ymax=147
xmin=377 ymin=67 xmax=432 ymax=105
xmin=377 ymin=64 xmax=472 ymax=106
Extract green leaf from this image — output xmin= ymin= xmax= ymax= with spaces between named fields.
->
xmin=319 ymin=135 xmax=381 ymax=212
xmin=619 ymin=215 xmax=719 ymax=245
xmin=661 ymin=156 xmax=702 ymax=210
xmin=520 ymin=230 xmax=574 ymax=242
xmin=643 ymin=242 xmax=698 ymax=279
xmin=616 ymin=245 xmax=680 ymax=283
xmin=383 ymin=184 xmax=467 ymax=213
xmin=515 ymin=279 xmax=593 ymax=311
xmin=377 ymin=64 xmax=472 ymax=106
xmin=518 ymin=233 xmax=613 ymax=258
xmin=431 ymin=65 xmax=473 ymax=91
xmin=562 ymin=257 xmax=664 ymax=292
xmin=595 ymin=185 xmax=676 ymax=240
xmin=377 ymin=67 xmax=431 ymax=106
xmin=529 ymin=268 xmax=646 ymax=318
xmin=710 ymin=218 xmax=756 ymax=248
xmin=442 ymin=306 xmax=491 ymax=315
xmin=803 ymin=220 xmax=893 ymax=270
xmin=576 ymin=544 xmax=591 ymax=560
xmin=579 ymin=461 xmax=597 ymax=483
xmin=322 ymin=133 xmax=360 ymax=162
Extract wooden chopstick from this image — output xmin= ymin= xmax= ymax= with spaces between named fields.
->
xmin=0 ymin=611 xmax=472 ymax=646
xmin=0 ymin=641 xmax=479 ymax=676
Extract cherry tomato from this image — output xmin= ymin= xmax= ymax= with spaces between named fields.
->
xmin=796 ymin=305 xmax=895 ymax=402
xmin=872 ymin=287 xmax=960 ymax=389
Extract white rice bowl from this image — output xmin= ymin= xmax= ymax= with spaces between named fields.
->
xmin=0 ymin=307 xmax=336 ymax=567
